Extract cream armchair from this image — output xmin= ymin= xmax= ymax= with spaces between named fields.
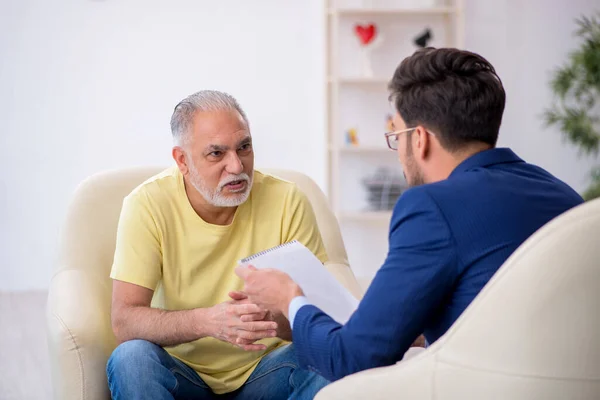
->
xmin=316 ymin=198 xmax=600 ymax=399
xmin=46 ymin=167 xmax=363 ymax=400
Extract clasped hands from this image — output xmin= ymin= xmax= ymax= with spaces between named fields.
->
xmin=211 ymin=265 xmax=302 ymax=352
xmin=223 ymin=266 xmax=427 ymax=350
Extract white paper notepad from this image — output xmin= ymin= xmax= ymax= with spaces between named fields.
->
xmin=238 ymin=240 xmax=359 ymax=324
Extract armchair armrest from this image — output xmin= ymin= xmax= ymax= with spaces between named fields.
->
xmin=46 ymin=269 xmax=116 ymax=400
xmin=324 ymin=262 xmax=364 ymax=300
xmin=315 ymin=351 xmax=436 ymax=400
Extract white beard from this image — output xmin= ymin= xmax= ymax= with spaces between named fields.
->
xmin=188 ymin=164 xmax=253 ymax=207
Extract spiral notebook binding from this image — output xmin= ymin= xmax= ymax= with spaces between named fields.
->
xmin=239 ymin=240 xmax=299 ymax=263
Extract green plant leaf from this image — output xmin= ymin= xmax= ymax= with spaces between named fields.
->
xmin=546 ymin=12 xmax=600 ymax=196
xmin=543 ymin=107 xmax=562 ymax=127
xmin=561 ymin=107 xmax=600 ymax=155
xmin=583 ymin=169 xmax=600 ymax=200
xmin=550 ymin=65 xmax=576 ymax=99
xmin=546 ymin=12 xmax=600 ymax=158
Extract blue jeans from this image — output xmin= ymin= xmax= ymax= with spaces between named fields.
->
xmin=106 ymin=340 xmax=329 ymax=399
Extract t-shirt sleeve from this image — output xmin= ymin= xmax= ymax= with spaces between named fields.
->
xmin=110 ymin=191 xmax=162 ymax=290
xmin=282 ymin=185 xmax=329 ymax=264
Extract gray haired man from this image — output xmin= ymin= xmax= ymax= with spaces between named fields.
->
xmin=106 ymin=90 xmax=330 ymax=399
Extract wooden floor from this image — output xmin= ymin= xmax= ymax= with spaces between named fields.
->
xmin=0 ymin=291 xmax=52 ymax=400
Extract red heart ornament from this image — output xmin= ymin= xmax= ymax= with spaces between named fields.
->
xmin=354 ymin=24 xmax=377 ymax=45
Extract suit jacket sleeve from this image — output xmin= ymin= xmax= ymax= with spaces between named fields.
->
xmin=292 ymin=188 xmax=458 ymax=381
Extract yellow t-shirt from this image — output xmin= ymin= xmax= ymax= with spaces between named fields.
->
xmin=110 ymin=166 xmax=328 ymax=394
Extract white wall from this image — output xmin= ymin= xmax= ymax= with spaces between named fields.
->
xmin=464 ymin=0 xmax=599 ymax=191
xmin=0 ymin=0 xmax=325 ymax=291
xmin=1 ymin=0 xmax=598 ymax=291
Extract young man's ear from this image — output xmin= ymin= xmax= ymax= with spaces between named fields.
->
xmin=415 ymin=126 xmax=430 ymax=159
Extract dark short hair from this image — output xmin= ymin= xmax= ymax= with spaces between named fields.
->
xmin=388 ymin=47 xmax=506 ymax=151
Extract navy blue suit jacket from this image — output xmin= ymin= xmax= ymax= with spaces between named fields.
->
xmin=292 ymin=148 xmax=583 ymax=381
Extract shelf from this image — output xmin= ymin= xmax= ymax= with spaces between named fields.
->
xmin=328 ymin=7 xmax=456 ymax=16
xmin=328 ymin=77 xmax=390 ymax=85
xmin=325 ymin=0 xmax=464 ymax=276
xmin=338 ymin=211 xmax=393 ymax=222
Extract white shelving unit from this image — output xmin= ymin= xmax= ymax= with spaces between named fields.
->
xmin=325 ymin=0 xmax=465 ymax=284
xmin=337 ymin=210 xmax=394 ymax=222
xmin=329 ymin=6 xmax=456 ymax=15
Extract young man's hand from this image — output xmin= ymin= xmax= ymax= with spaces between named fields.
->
xmin=235 ymin=266 xmax=304 ymax=318
xmin=411 ymin=334 xmax=426 ymax=348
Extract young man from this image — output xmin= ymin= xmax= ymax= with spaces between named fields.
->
xmin=237 ymin=48 xmax=584 ymax=383
xmin=107 ymin=90 xmax=329 ymax=399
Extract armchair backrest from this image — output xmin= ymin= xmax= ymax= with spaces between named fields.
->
xmin=47 ymin=166 xmax=359 ymax=400
xmin=261 ymin=168 xmax=348 ymax=266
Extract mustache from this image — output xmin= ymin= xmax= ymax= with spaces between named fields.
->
xmin=218 ymin=173 xmax=251 ymax=190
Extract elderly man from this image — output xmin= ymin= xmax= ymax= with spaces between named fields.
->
xmin=106 ymin=90 xmax=330 ymax=399
xmin=236 ymin=47 xmax=584 ymax=383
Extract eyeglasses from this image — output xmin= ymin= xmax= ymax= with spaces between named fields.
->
xmin=384 ymin=127 xmax=436 ymax=150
